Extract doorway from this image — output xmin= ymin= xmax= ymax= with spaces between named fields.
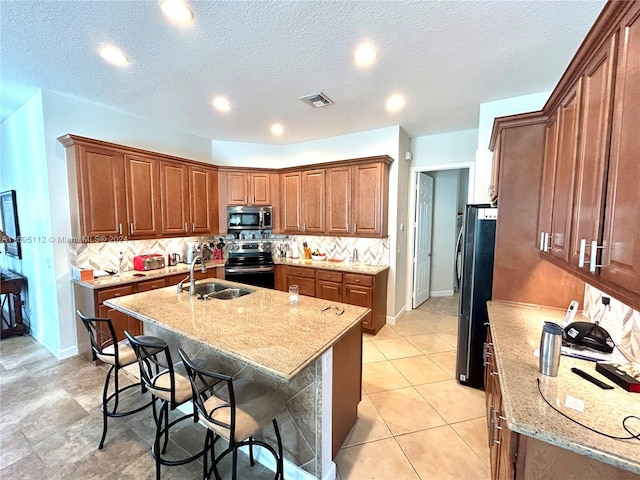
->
xmin=409 ymin=164 xmax=472 ymax=310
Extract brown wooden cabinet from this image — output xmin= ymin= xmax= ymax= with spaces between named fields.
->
xmin=74 ymin=144 xmax=127 ymax=238
xmin=281 ymin=172 xmax=302 ymax=233
xmin=352 ymin=162 xmax=388 ymax=237
xmin=326 ymin=165 xmax=351 ymax=235
xmin=301 ymin=169 xmax=325 ymax=233
xmin=283 ymin=265 xmax=316 ymax=297
xmin=569 ymin=36 xmax=616 ymax=267
xmin=325 ymin=161 xmax=389 ymax=237
xmin=531 ymin=1 xmax=640 ymax=308
xmin=124 ymin=154 xmax=161 ymax=237
xmin=537 ymin=115 xmax=558 ymax=252
xmin=600 ymin=6 xmax=640 ymax=295
xmin=189 ymin=165 xmax=218 ymax=234
xmin=159 ymin=161 xmax=190 ymax=235
xmin=224 ymin=170 xmax=272 ymax=206
xmin=61 ymin=135 xmax=219 ymax=240
xmin=490 ymin=113 xmax=584 ymax=309
xmin=276 ymin=264 xmax=388 ymax=334
xmin=316 ymin=270 xmax=343 ymax=302
xmin=548 ymin=82 xmax=581 ymax=262
xmin=75 ymin=283 xmax=139 ymax=363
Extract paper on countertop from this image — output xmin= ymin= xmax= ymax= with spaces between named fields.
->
xmin=561 ymin=344 xmax=628 ymax=363
xmin=93 ymin=270 xmax=110 ymax=278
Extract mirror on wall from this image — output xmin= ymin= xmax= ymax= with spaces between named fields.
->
xmin=1 ymin=190 xmax=22 ymax=259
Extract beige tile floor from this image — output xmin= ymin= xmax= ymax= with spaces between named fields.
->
xmin=0 ymin=294 xmax=489 ymax=479
xmin=335 ymin=294 xmax=490 ymax=480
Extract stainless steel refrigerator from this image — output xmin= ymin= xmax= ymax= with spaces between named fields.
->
xmin=456 ymin=204 xmax=497 ymax=390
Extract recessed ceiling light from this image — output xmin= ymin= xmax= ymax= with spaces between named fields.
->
xmin=160 ymin=0 xmax=193 ymax=23
xmin=99 ymin=45 xmax=129 ymax=67
xmin=386 ymin=94 xmax=405 ymax=112
xmin=271 ymin=123 xmax=284 ymax=136
xmin=354 ymin=43 xmax=377 ymax=67
xmin=212 ymin=96 xmax=231 ymax=112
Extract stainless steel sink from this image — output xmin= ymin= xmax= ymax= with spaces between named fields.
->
xmin=189 ymin=282 xmax=254 ymax=300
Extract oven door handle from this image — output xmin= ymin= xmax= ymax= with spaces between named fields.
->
xmin=225 ymin=266 xmax=275 ymax=274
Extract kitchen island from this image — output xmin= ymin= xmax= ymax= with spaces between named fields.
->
xmin=105 ymin=278 xmax=369 ymax=480
xmin=487 ymin=301 xmax=640 ymax=479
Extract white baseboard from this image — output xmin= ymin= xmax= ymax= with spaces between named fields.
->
xmin=386 ymin=306 xmax=406 ymax=325
xmin=58 ymin=344 xmax=79 ymax=359
xmin=30 ymin=333 xmax=78 ymax=360
xmin=430 ymin=290 xmax=454 ymax=297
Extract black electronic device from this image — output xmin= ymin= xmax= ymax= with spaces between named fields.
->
xmin=563 ymin=321 xmax=615 ymax=353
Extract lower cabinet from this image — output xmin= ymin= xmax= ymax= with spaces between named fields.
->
xmin=74 ymin=268 xmax=219 ymax=363
xmin=484 ymin=327 xmax=638 ymax=480
xmin=275 ymin=264 xmax=388 ymax=334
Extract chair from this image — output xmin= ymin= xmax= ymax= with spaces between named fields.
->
xmin=77 ymin=310 xmax=154 ymax=449
xmin=178 ymin=348 xmax=286 ymax=480
xmin=124 ymin=331 xmax=206 ymax=480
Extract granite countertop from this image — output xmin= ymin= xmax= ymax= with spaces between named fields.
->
xmin=274 ymin=257 xmax=389 ymax=275
xmin=75 ymin=260 xmax=226 ymax=289
xmin=488 ymin=301 xmax=640 ymax=474
xmin=105 ymin=278 xmax=369 ymax=381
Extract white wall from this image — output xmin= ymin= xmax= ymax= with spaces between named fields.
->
xmin=474 ymin=91 xmax=550 ymax=203
xmin=1 ymin=89 xmax=216 ymax=358
xmin=212 ymin=140 xmax=284 ymax=167
xmin=413 ymin=129 xmax=478 ymax=167
xmin=0 ymin=91 xmax=61 ymax=353
xmin=393 ymin=128 xmax=412 ymax=316
xmin=429 ymin=170 xmax=460 ymax=296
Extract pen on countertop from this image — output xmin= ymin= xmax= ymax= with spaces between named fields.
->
xmin=571 ymin=367 xmax=614 ymax=390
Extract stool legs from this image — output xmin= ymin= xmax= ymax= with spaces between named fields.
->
xmin=98 ymin=364 xmax=153 ymax=450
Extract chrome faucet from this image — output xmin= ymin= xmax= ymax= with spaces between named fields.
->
xmin=189 ymin=255 xmax=207 ymax=296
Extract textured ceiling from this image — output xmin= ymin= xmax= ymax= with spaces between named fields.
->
xmin=0 ymin=0 xmax=605 ymax=144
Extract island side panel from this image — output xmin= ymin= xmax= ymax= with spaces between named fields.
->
xmin=332 ymin=322 xmax=362 ymax=458
xmin=143 ymin=321 xmax=324 ymax=479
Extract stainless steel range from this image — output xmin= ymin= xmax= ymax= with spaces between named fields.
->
xmin=224 ymin=240 xmax=275 ymax=289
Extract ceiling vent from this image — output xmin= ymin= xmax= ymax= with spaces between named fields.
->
xmin=299 ymin=92 xmax=334 ymax=108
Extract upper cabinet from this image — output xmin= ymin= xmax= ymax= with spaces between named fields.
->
xmin=600 ymin=6 xmax=640 ymax=295
xmin=534 ymin=1 xmax=640 ymax=308
xmin=280 ymin=156 xmax=391 ymax=238
xmin=125 ymin=154 xmax=161 ymax=237
xmin=60 ymin=135 xmax=219 ymax=240
xmin=222 ymin=169 xmax=273 ymax=206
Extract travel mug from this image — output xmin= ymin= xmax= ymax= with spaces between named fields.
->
xmin=539 ymin=321 xmax=563 ymax=376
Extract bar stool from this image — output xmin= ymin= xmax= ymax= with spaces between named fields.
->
xmin=124 ymin=331 xmax=207 ymax=480
xmin=77 ymin=310 xmax=154 ymax=449
xmin=178 ymin=348 xmax=286 ymax=480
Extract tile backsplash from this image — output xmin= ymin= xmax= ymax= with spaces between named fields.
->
xmin=69 ymin=234 xmax=390 ymax=271
xmin=583 ymin=284 xmax=640 ymax=363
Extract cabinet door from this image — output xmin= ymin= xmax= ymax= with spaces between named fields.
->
xmin=537 ymin=117 xmax=558 ymax=252
xmin=286 ymin=275 xmax=316 ymax=297
xmin=159 ymin=162 xmax=189 ymax=235
xmin=250 ymin=173 xmax=271 ymax=205
xmin=570 ymin=36 xmax=616 ymax=267
xmin=601 ymin=8 xmax=640 ymax=294
xmin=302 ymin=169 xmax=325 ymax=233
xmin=316 ymin=280 xmax=342 ymax=302
xmin=549 ymin=83 xmax=581 ymax=261
xmin=326 ymin=166 xmax=351 ymax=235
xmin=227 ymin=171 xmax=248 ymax=205
xmin=344 ymin=284 xmax=373 ymax=329
xmin=190 ymin=166 xmax=218 ymax=234
xmin=282 ymin=172 xmax=302 ymax=233
xmin=124 ymin=154 xmax=160 ymax=237
xmin=77 ymin=145 xmax=126 ymax=238
xmin=352 ymin=163 xmax=385 ymax=236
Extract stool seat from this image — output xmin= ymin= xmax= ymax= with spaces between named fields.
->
xmin=97 ymin=340 xmax=137 ymax=366
xmin=149 ymin=363 xmax=192 ymax=405
xmin=202 ymin=379 xmax=285 ymax=443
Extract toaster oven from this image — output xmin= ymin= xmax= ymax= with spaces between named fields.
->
xmin=133 ymin=254 xmax=166 ymax=271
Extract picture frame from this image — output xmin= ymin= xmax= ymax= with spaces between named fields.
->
xmin=0 ymin=190 xmax=22 ymax=259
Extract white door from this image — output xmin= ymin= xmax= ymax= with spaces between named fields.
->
xmin=413 ymin=173 xmax=434 ymax=308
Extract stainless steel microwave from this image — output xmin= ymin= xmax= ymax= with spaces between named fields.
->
xmin=227 ymin=205 xmax=272 ymax=231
